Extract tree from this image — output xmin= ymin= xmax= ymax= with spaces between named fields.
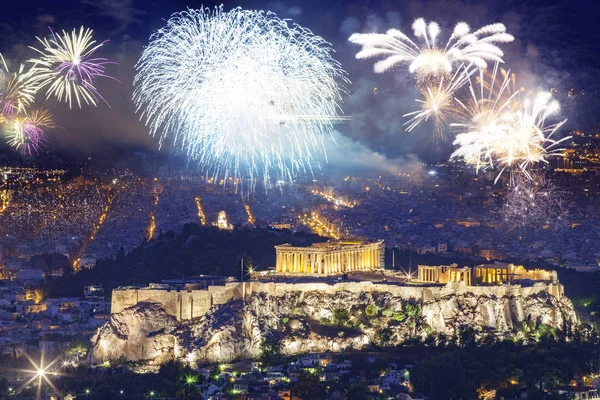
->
xmin=259 ymin=337 xmax=281 ymax=365
xmin=332 ymin=308 xmax=350 ymax=326
xmin=365 ymin=304 xmax=379 ymax=317
xmin=404 ymin=302 xmax=423 ymax=336
xmin=292 ymin=372 xmax=327 ymax=400
xmin=374 ymin=328 xmax=393 ymax=346
xmin=0 ymin=376 xmax=8 ymax=397
xmin=346 ymin=380 xmax=370 ymax=400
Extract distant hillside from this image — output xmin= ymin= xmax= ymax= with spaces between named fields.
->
xmin=43 ymin=224 xmax=326 ymax=298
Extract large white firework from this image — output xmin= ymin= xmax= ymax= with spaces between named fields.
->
xmin=450 ymin=66 xmax=569 ymax=181
xmin=348 ymin=18 xmax=514 ymax=81
xmin=133 ymin=7 xmax=348 ymax=187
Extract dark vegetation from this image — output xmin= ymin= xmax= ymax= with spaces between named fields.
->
xmin=42 ymin=224 xmax=325 ymax=298
xmin=410 ymin=336 xmax=600 ymax=400
xmin=22 ymin=335 xmax=596 ymax=400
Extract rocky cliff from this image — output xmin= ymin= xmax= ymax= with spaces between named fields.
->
xmin=90 ymin=282 xmax=577 ymax=366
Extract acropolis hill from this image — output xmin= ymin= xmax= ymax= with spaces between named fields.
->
xmin=91 ymin=241 xmax=577 ymax=366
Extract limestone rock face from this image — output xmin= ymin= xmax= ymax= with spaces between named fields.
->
xmin=89 ymin=302 xmax=181 ymax=364
xmin=90 ymin=284 xmax=578 ymax=366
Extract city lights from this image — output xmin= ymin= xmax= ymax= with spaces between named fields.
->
xmin=194 ymin=196 xmax=207 ymax=226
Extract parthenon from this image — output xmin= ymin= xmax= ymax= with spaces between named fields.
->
xmin=275 ymin=240 xmax=384 ymax=275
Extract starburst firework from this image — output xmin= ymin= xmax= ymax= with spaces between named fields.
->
xmin=28 ymin=27 xmax=115 ymax=108
xmin=403 ymin=66 xmax=473 ymax=138
xmin=134 ymin=7 xmax=348 ymax=188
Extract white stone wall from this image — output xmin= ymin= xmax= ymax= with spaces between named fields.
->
xmin=111 ymin=280 xmax=563 ymax=322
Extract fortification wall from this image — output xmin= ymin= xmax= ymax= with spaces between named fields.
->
xmin=111 ymin=280 xmax=564 ymax=322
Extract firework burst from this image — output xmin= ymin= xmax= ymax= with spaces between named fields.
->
xmin=499 ymin=171 xmax=569 ymax=231
xmin=450 ymin=66 xmax=569 ymax=181
xmin=0 ymin=55 xmax=37 ymax=120
xmin=28 ymin=27 xmax=115 ymax=108
xmin=4 ymin=109 xmax=54 ymax=155
xmin=348 ymin=18 xmax=513 ymax=83
xmin=134 ymin=6 xmax=348 ymax=188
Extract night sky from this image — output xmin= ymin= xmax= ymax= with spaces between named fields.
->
xmin=1 ymin=0 xmax=599 ymax=174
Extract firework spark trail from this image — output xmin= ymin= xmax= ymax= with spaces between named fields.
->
xmin=450 ymin=65 xmax=569 ymax=182
xmin=28 ymin=27 xmax=116 ymax=108
xmin=133 ymin=7 xmax=348 ymax=189
xmin=348 ymin=18 xmax=513 ymax=82
xmin=499 ymin=171 xmax=569 ymax=231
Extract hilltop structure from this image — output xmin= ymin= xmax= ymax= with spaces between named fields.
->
xmin=274 ymin=240 xmax=384 ymax=275
xmin=417 ymin=262 xmax=558 ymax=286
xmin=94 ymin=244 xmax=576 ymax=366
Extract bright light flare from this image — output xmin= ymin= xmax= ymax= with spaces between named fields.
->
xmin=10 ymin=351 xmax=62 ymax=399
xmin=133 ymin=6 xmax=348 ymax=189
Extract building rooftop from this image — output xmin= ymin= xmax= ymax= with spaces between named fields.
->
xmin=276 ymin=240 xmax=382 ymax=251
